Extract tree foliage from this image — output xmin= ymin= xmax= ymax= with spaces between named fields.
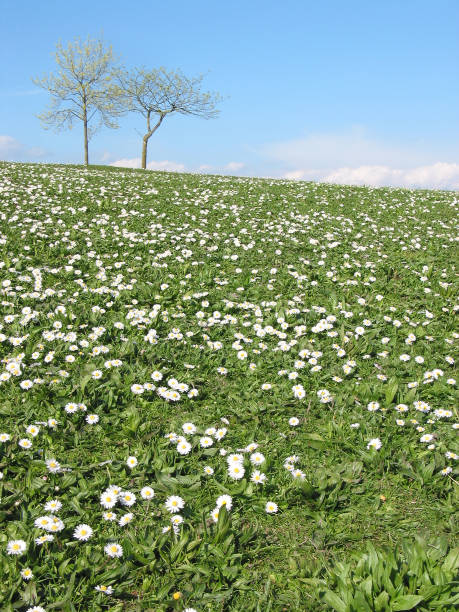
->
xmin=33 ymin=37 xmax=123 ymax=164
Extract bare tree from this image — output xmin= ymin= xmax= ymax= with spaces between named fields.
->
xmin=33 ymin=37 xmax=123 ymax=165
xmin=117 ymin=67 xmax=222 ymax=169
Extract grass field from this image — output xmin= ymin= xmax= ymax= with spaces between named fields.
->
xmin=0 ymin=161 xmax=457 ymax=611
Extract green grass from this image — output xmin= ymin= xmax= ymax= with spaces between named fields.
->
xmin=0 ymin=161 xmax=457 ymax=611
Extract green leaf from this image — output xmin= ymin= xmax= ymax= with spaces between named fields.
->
xmin=392 ymin=594 xmax=424 ymax=610
xmin=304 ymin=433 xmax=327 ymax=450
xmin=321 ymin=590 xmax=348 ymax=612
xmin=352 ymin=590 xmax=372 ymax=611
xmin=384 ymin=378 xmax=398 ymax=405
xmin=374 ymin=591 xmax=390 ymax=611
xmin=442 ymin=547 xmax=459 ymax=572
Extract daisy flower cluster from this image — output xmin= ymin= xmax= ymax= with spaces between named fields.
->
xmin=0 ymin=163 xmax=457 ymax=609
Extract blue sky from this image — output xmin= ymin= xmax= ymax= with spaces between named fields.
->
xmin=1 ymin=0 xmax=459 ymax=188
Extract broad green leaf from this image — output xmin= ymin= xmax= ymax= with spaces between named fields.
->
xmin=321 ymin=590 xmax=348 ymax=612
xmin=392 ymin=594 xmax=424 ymax=610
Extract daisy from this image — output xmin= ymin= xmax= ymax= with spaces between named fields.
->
xmin=182 ymin=422 xmax=196 ymax=434
xmin=21 ymin=568 xmax=34 ymax=580
xmin=120 ymin=491 xmax=136 ymax=507
xmin=177 ymin=440 xmax=192 ymax=455
xmin=250 ymin=452 xmax=265 ymax=466
xmin=126 ymin=456 xmax=138 ymax=469
xmin=119 ymin=513 xmax=134 ymax=526
xmin=35 ymin=516 xmax=51 ymax=529
xmin=44 ymin=500 xmax=62 ymax=513
xmin=251 ymin=470 xmax=266 ymax=484
xmin=104 ymin=542 xmax=123 ymax=558
xmin=289 ymin=417 xmax=300 ymax=426
xmin=18 ymin=438 xmax=32 ymax=449
xmin=414 ymin=401 xmax=430 ymax=413
xmin=265 ymin=501 xmax=278 ymax=514
xmin=95 ymin=585 xmax=113 ymax=594
xmin=292 ymin=469 xmax=305 ymax=480
xmin=100 ymin=491 xmax=117 ymax=509
xmin=86 ymin=414 xmax=99 ymax=424
xmin=228 ymin=464 xmax=245 ymax=480
xmin=73 ymin=524 xmax=93 ymax=541
xmin=216 ymin=495 xmax=232 ymax=510
xmin=131 ymin=384 xmax=144 ymax=395
xmin=45 ymin=459 xmax=61 ymax=473
xmin=26 ymin=425 xmax=40 ymax=437
xmin=165 ymin=495 xmax=185 ymax=513
xmin=7 ymin=539 xmax=27 ymax=555
xmin=204 ymin=465 xmax=214 ymax=475
xmin=103 ymin=511 xmax=117 ymax=521
xmin=200 ymin=436 xmax=213 ymax=448
xmin=211 ymin=507 xmax=221 ymax=523
xmin=215 ymin=427 xmax=227 ymax=440
xmin=140 ymin=486 xmax=154 ymax=500
xmin=292 ymin=384 xmax=305 ymax=399
xmin=47 ymin=518 xmax=64 ymax=533
xmin=35 ymin=534 xmax=54 ymax=545
xmin=227 ymin=453 xmax=244 ymax=465
xmin=367 ymin=438 xmax=382 ymax=450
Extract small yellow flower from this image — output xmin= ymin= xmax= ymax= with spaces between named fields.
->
xmin=172 ymin=591 xmax=181 ymax=600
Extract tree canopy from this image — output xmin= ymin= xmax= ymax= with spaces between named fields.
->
xmin=116 ymin=67 xmax=222 ymax=168
xmin=33 ymin=37 xmax=123 ymax=165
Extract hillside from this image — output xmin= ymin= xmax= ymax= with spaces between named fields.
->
xmin=0 ymin=162 xmax=458 ymax=611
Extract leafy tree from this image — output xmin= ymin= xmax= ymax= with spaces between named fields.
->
xmin=33 ymin=37 xmax=123 ymax=165
xmin=117 ymin=67 xmax=222 ymax=169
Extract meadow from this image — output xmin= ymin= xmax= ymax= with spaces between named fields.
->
xmin=0 ymin=161 xmax=457 ymax=611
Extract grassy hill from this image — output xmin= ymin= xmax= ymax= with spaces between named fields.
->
xmin=0 ymin=162 xmax=457 ymax=611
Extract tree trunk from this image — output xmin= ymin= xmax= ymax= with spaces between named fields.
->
xmin=141 ymin=112 xmax=166 ymax=169
xmin=141 ymin=137 xmax=148 ymax=170
xmin=83 ymin=116 xmax=89 ymax=166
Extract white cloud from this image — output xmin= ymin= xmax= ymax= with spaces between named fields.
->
xmin=261 ymin=126 xmax=456 ymax=169
xmin=260 ymin=127 xmax=459 ymax=189
xmin=0 ymin=135 xmax=23 ymax=157
xmin=401 ymin=163 xmax=459 ymax=190
xmin=98 ymin=152 xmax=113 ymax=163
xmin=283 ymin=163 xmax=459 ymax=190
xmin=110 ymin=158 xmax=141 ymax=169
xmin=110 ymin=158 xmax=186 ymax=172
xmin=224 ymin=161 xmax=245 ymax=172
xmin=110 ymin=159 xmax=245 ymax=175
xmin=147 ymin=160 xmax=186 ymax=172
xmin=0 ymin=135 xmax=47 ymax=160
